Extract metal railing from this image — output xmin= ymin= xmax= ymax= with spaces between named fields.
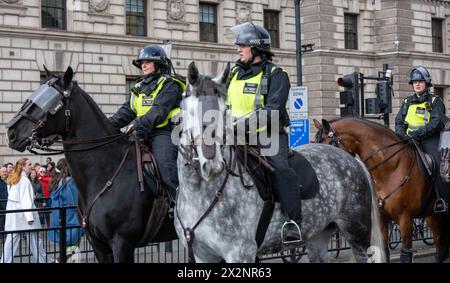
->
xmin=0 ymin=204 xmax=435 ymax=263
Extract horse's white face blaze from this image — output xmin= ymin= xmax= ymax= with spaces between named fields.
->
xmin=182 ymin=88 xmax=226 ymax=182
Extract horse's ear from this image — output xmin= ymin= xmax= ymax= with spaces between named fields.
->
xmin=313 ymin=119 xmax=322 ymax=130
xmin=43 ymin=65 xmax=53 ymax=78
xmin=322 ymin=119 xmax=331 ymax=134
xmin=212 ymin=62 xmax=231 ymax=85
xmin=63 ymin=66 xmax=73 ymax=86
xmin=188 ymin=61 xmax=199 ymax=85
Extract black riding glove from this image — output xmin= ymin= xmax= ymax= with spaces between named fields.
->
xmin=132 ymin=119 xmax=146 ymax=140
xmin=410 ymin=131 xmax=423 ymax=142
xmin=395 ymin=131 xmax=408 ymax=140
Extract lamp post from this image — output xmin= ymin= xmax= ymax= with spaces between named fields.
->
xmin=295 ymin=0 xmax=302 ymax=86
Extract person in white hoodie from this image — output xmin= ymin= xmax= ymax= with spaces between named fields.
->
xmin=0 ymin=158 xmax=47 ymax=263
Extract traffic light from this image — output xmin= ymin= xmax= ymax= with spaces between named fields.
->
xmin=376 ymin=81 xmax=392 ymax=113
xmin=337 ymin=73 xmax=360 ymax=117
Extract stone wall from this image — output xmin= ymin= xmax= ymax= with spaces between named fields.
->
xmin=1 ymin=0 xmax=450 ymax=163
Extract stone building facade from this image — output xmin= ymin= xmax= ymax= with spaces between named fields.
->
xmin=0 ymin=0 xmax=449 ymax=164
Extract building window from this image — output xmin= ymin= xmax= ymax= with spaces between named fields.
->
xmin=41 ymin=0 xmax=66 ymax=29
xmin=434 ymin=86 xmax=445 ymax=101
xmin=264 ymin=10 xmax=280 ymax=48
xmin=344 ymin=13 xmax=358 ymax=50
xmin=126 ymin=77 xmax=139 ymax=97
xmin=126 ymin=0 xmax=146 ymax=36
xmin=432 ymin=18 xmax=443 ymax=53
xmin=199 ymin=3 xmax=217 ymax=43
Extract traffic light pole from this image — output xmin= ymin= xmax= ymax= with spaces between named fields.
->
xmin=295 ymin=0 xmax=302 ymax=85
xmin=361 ymin=72 xmax=392 ymax=127
xmin=359 ymin=73 xmax=364 ymax=119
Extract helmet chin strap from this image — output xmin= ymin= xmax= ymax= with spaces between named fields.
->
xmin=243 ymin=48 xmax=258 ymax=66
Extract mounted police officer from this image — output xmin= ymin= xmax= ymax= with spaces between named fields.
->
xmin=395 ymin=66 xmax=448 ymax=213
xmin=109 ymin=44 xmax=185 ymax=206
xmin=227 ymin=22 xmax=303 ymax=243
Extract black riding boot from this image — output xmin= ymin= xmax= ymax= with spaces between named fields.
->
xmin=400 ymin=248 xmax=414 ymax=263
xmin=279 ymin=185 xmax=303 ymax=244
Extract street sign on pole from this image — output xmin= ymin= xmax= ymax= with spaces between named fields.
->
xmin=289 ymin=86 xmax=309 ymax=148
xmin=289 ymin=119 xmax=309 ymax=148
xmin=288 ymin=86 xmax=308 ymax=120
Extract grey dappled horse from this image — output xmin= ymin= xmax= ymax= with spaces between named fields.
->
xmin=174 ymin=62 xmax=385 ymax=263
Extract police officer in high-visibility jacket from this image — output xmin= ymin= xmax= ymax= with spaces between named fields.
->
xmin=227 ymin=22 xmax=303 ymax=243
xmin=395 ymin=66 xmax=448 ymax=213
xmin=109 ymin=45 xmax=185 ymax=204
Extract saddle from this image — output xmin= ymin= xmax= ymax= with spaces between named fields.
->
xmin=233 ymin=145 xmax=320 ymax=247
xmin=134 ymin=139 xmax=171 ymax=247
xmin=411 ymin=140 xmax=436 ymax=184
xmin=234 ymin=146 xmax=320 ymax=203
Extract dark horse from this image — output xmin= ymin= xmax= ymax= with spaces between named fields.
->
xmin=314 ymin=117 xmax=449 ymax=262
xmin=6 ymin=67 xmax=177 ymax=262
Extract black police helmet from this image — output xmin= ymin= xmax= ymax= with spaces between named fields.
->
xmin=407 ymin=66 xmax=432 ymax=86
xmin=230 ymin=22 xmax=274 ymax=57
xmin=132 ymin=45 xmax=171 ymax=72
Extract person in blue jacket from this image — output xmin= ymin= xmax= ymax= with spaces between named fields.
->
xmin=47 ymin=158 xmax=85 ymax=262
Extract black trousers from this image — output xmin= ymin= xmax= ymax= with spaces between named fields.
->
xmin=257 ymin=132 xmax=302 ymax=221
xmin=421 ymin=136 xmax=449 ymax=200
xmin=148 ymin=130 xmax=179 ymax=200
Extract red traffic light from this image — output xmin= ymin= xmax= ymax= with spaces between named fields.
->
xmin=337 ymin=74 xmax=356 ymax=88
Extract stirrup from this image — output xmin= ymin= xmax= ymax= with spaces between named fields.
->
xmin=281 ymin=220 xmax=304 ymax=245
xmin=434 ymin=198 xmax=448 ymax=214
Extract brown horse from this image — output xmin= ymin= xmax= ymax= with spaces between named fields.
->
xmin=314 ymin=117 xmax=449 ymax=262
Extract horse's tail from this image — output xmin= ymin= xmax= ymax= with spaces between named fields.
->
xmin=355 ymin=156 xmax=386 ymax=263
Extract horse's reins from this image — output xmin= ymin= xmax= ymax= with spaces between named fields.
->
xmin=176 ymin=146 xmax=239 ymax=263
xmin=79 ymin=143 xmax=132 ymax=229
xmin=27 ymin=132 xmax=130 ymax=155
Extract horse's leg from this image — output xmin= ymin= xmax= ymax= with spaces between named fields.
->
xmin=398 ymin=215 xmax=414 ymax=263
xmin=425 ymin=215 xmax=442 ymax=262
xmin=379 ymin=216 xmax=391 ymax=262
xmin=306 ymin=229 xmax=334 ymax=263
xmin=111 ymin=236 xmax=135 ymax=263
xmin=335 ymin=219 xmax=370 ymax=263
xmin=89 ymin=235 xmax=114 ymax=263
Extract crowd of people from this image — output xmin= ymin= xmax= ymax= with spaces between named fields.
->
xmin=0 ymin=157 xmax=82 ymax=263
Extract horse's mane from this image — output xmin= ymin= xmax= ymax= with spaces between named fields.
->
xmin=329 ymin=117 xmax=404 ymax=143
xmin=72 ymin=82 xmax=120 ymax=134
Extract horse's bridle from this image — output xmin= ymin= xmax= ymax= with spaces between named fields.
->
xmin=317 ymin=123 xmax=418 ymax=208
xmin=315 ymin=125 xmax=346 ymax=150
xmin=8 ymin=78 xmax=128 ymax=155
xmin=7 ymin=77 xmax=73 ymax=136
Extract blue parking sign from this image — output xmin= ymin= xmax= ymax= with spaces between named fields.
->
xmin=289 ymin=119 xmax=309 ymax=148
